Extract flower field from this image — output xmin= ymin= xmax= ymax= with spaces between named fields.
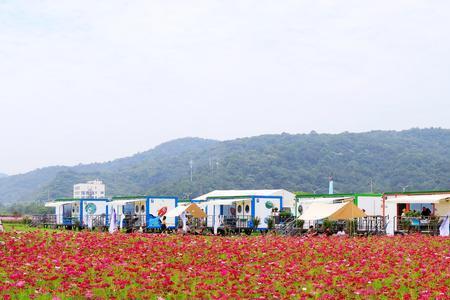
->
xmin=0 ymin=231 xmax=449 ymax=299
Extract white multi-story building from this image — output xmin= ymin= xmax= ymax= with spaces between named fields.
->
xmin=73 ymin=180 xmax=106 ymax=199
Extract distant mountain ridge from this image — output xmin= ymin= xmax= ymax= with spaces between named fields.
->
xmin=0 ymin=173 xmax=7 ymax=178
xmin=1 ymin=128 xmax=450 ymax=204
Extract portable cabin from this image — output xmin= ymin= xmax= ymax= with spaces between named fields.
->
xmin=194 ymin=189 xmax=296 ymax=210
xmin=44 ymin=198 xmax=109 ymax=227
xmin=194 ymin=190 xmax=294 ymax=230
xmin=109 ymin=196 xmax=178 ymax=230
xmin=383 ymin=191 xmax=450 ymax=235
xmin=295 ymin=193 xmax=383 ymax=218
xmin=294 ymin=193 xmax=384 ymax=232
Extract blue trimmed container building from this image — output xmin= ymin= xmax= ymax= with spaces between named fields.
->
xmin=45 ymin=198 xmax=109 ymax=227
xmin=109 ymin=196 xmax=178 ymax=230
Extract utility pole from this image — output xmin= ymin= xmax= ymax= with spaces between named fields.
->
xmin=369 ymin=178 xmax=374 ymax=193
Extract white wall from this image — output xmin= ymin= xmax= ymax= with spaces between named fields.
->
xmin=81 ymin=200 xmax=108 ymax=226
xmin=272 ymin=190 xmax=296 ymax=209
xmin=435 ymin=202 xmax=450 ymax=216
xmin=254 ymin=197 xmax=281 ymax=229
xmin=357 ymin=196 xmax=383 ymax=216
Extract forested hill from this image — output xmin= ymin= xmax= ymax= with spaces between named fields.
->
xmin=1 ymin=128 xmax=450 ymax=205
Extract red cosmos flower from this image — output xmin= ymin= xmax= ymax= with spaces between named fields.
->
xmin=0 ymin=231 xmax=449 ymax=299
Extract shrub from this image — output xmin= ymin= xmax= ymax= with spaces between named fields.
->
xmin=323 ymin=218 xmax=335 ymax=229
xmin=252 ymin=217 xmax=261 ymax=229
xmin=295 ymin=219 xmax=304 ymax=228
xmin=267 ymin=217 xmax=275 ymax=230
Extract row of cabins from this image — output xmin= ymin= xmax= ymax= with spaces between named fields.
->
xmin=42 ymin=189 xmax=450 ymax=235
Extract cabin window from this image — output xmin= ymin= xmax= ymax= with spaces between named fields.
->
xmin=245 ymin=205 xmax=250 ymax=213
xmin=141 ymin=205 xmax=145 ymax=213
xmin=135 ymin=205 xmax=139 ymax=213
xmin=237 ymin=205 xmax=242 ymax=213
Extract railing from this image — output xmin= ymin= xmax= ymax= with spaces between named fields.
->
xmin=31 ymin=214 xmax=56 ymax=226
xmin=114 ymin=214 xmax=146 ymax=230
xmin=30 ymin=213 xmax=149 ymax=230
xmin=393 ymin=216 xmax=443 ymax=234
xmin=275 ymin=216 xmax=388 ymax=236
xmin=206 ymin=215 xmax=254 ymax=231
xmin=276 ymin=218 xmax=300 ymax=235
xmin=356 ymin=216 xmax=387 ymax=234
xmin=30 ymin=213 xmax=447 ymax=235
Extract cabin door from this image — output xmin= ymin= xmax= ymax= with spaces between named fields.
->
xmin=63 ymin=204 xmax=72 ymax=225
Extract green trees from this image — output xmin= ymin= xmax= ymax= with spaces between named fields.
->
xmin=1 ymin=128 xmax=450 ymax=212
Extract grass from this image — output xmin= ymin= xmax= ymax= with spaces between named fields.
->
xmin=2 ymin=223 xmax=58 ymax=232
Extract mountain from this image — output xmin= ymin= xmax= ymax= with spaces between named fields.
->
xmin=1 ymin=128 xmax=450 ymax=206
xmin=0 ymin=173 xmax=7 ymax=178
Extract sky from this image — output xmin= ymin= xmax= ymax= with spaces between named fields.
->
xmin=1 ymin=0 xmax=450 ymax=175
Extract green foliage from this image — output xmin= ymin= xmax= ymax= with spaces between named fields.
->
xmin=1 ymin=129 xmax=450 ymax=209
xmin=0 ymin=202 xmax=53 ymax=215
xmin=252 ymin=217 xmax=261 ymax=229
xmin=401 ymin=219 xmax=411 ymax=229
xmin=405 ymin=211 xmax=421 ymax=217
xmin=279 ymin=210 xmax=292 ymax=218
xmin=267 ymin=217 xmax=275 ymax=230
xmin=295 ymin=219 xmax=305 ymax=228
xmin=322 ymin=219 xmax=335 ymax=229
xmin=347 ymin=220 xmax=357 ymax=234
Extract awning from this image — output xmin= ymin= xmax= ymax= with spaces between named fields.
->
xmin=299 ymin=201 xmax=366 ymax=221
xmin=165 ymin=204 xmax=206 ymax=218
xmin=385 ymin=194 xmax=450 ymax=204
xmin=45 ymin=201 xmax=74 ymax=207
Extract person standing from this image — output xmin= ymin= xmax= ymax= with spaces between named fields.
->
xmin=161 ymin=216 xmax=167 ymax=233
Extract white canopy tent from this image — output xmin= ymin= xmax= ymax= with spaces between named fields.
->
xmin=45 ymin=201 xmax=74 ymax=207
xmin=165 ymin=203 xmax=206 ymax=218
xmin=385 ymin=194 xmax=450 ymax=204
xmin=165 ymin=206 xmax=188 ymax=218
xmin=299 ymin=201 xmax=366 ymax=221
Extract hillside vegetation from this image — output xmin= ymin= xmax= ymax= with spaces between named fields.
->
xmin=1 ymin=128 xmax=450 ymax=210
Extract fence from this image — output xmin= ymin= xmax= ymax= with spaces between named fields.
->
xmin=356 ymin=216 xmax=387 ymax=234
xmin=392 ymin=216 xmax=444 ymax=235
xmin=30 ymin=214 xmax=147 ymax=230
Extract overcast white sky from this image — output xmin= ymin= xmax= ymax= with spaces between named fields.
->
xmin=1 ymin=1 xmax=450 ymax=175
